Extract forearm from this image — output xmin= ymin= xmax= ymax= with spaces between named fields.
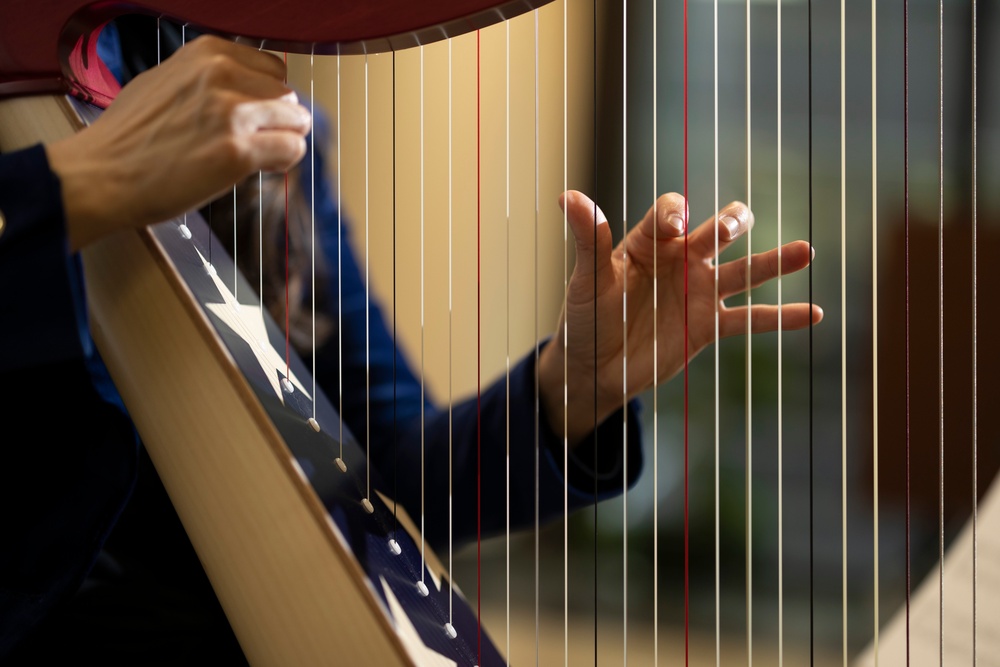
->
xmin=0 ymin=145 xmax=91 ymax=372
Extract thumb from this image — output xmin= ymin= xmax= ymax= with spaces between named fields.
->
xmin=559 ymin=190 xmax=615 ymax=289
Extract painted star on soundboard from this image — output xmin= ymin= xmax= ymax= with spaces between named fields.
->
xmin=380 ymin=576 xmax=457 ymax=667
xmin=198 ymin=248 xmax=311 ymax=405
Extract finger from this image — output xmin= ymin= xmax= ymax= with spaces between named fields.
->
xmin=197 ymin=58 xmax=295 ymax=102
xmin=242 ymin=131 xmax=308 ymax=172
xmin=720 ymin=302 xmax=824 ymax=338
xmin=232 ymin=96 xmax=312 ymax=135
xmin=559 ymin=190 xmax=616 ymax=293
xmin=634 ymin=191 xmax=687 ymax=241
xmin=687 ymin=201 xmax=753 ymax=260
xmin=717 ymin=240 xmax=813 ymax=299
xmin=184 ymin=35 xmax=288 ymax=82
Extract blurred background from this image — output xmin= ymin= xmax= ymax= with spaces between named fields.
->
xmin=289 ymin=0 xmax=999 ymax=663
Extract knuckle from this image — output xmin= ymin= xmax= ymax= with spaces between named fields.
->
xmin=659 ymin=192 xmax=687 ymax=212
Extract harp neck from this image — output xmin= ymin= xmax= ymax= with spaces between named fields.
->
xmin=0 ymin=0 xmax=550 ymax=108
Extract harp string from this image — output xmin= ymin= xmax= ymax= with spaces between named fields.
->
xmin=532 ymin=10 xmax=540 ymax=665
xmin=561 ymin=0 xmax=569 ymax=664
xmin=807 ymin=0 xmax=815 ymax=656
xmin=684 ymin=0 xmax=691 ymax=659
xmin=652 ymin=0 xmax=660 ymax=662
xmin=971 ymin=0 xmax=978 ymax=661
xmin=475 ymin=28 xmax=483 ymax=665
xmin=903 ymin=0 xmax=912 ymax=659
xmin=448 ymin=34 xmax=455 ymax=629
xmin=504 ymin=20 xmax=511 ymax=667
xmin=591 ymin=2 xmax=599 ymax=664
xmin=777 ymin=0 xmax=785 ymax=662
xmin=937 ymin=0 xmax=945 ymax=660
xmin=621 ymin=0 xmax=629 ymax=662
xmin=337 ymin=52 xmax=345 ymax=467
xmin=840 ymin=0 xmax=847 ymax=662
xmin=713 ymin=0 xmax=721 ymax=660
xmin=392 ymin=50 xmax=399 ymax=542
xmin=745 ymin=0 xmax=754 ymax=659
xmin=310 ymin=52 xmax=317 ymax=423
xmin=420 ymin=40 xmax=427 ymax=593
xmin=364 ymin=51 xmax=371 ymax=505
xmin=871 ymin=0 xmax=880 ymax=658
xmin=283 ymin=51 xmax=291 ymax=380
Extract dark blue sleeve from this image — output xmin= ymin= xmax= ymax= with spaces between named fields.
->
xmin=306 ymin=125 xmax=644 ymax=552
xmin=0 ymin=145 xmax=92 ymax=373
xmin=0 ymin=145 xmax=138 ymax=659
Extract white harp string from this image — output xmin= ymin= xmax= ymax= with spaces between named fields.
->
xmin=937 ymin=0 xmax=946 ymax=660
xmin=840 ymin=0 xmax=848 ymax=663
xmin=504 ymin=19 xmax=512 ymax=667
xmin=532 ymin=10 xmax=541 ymax=665
xmin=420 ymin=41 xmax=427 ymax=591
xmin=562 ymin=1 xmax=570 ymax=664
xmin=448 ymin=36 xmax=455 ymax=627
xmin=310 ymin=53 xmax=317 ymax=421
xmin=620 ymin=0 xmax=629 ymax=659
xmin=337 ymin=53 xmax=345 ymax=463
xmin=713 ymin=0 xmax=721 ymax=660
xmin=777 ymin=0 xmax=785 ymax=661
xmin=871 ymin=0 xmax=881 ymax=659
xmin=745 ymin=0 xmax=754 ymax=660
xmin=652 ymin=0 xmax=660 ymax=662
xmin=364 ymin=52 xmax=372 ymax=503
xmin=971 ymin=0 xmax=979 ymax=661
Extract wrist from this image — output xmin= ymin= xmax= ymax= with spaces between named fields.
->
xmin=537 ymin=336 xmax=619 ymax=449
xmin=46 ymin=139 xmax=118 ymax=251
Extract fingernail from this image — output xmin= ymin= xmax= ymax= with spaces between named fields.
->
xmin=811 ymin=246 xmax=816 ymax=260
xmin=595 ymin=205 xmax=608 ymax=226
xmin=722 ymin=215 xmax=740 ymax=239
xmin=667 ymin=213 xmax=685 ymax=234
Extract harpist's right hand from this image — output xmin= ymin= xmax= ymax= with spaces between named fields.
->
xmin=45 ymin=35 xmax=311 ymax=252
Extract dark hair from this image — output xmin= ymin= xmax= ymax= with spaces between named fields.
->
xmin=200 ymin=169 xmax=334 ymax=355
xmin=111 ymin=15 xmax=333 ymax=354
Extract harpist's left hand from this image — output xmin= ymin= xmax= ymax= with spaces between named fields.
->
xmin=537 ymin=189 xmax=822 ymax=447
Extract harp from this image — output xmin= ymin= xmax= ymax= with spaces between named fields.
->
xmin=5 ymin=3 xmax=995 ymax=664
